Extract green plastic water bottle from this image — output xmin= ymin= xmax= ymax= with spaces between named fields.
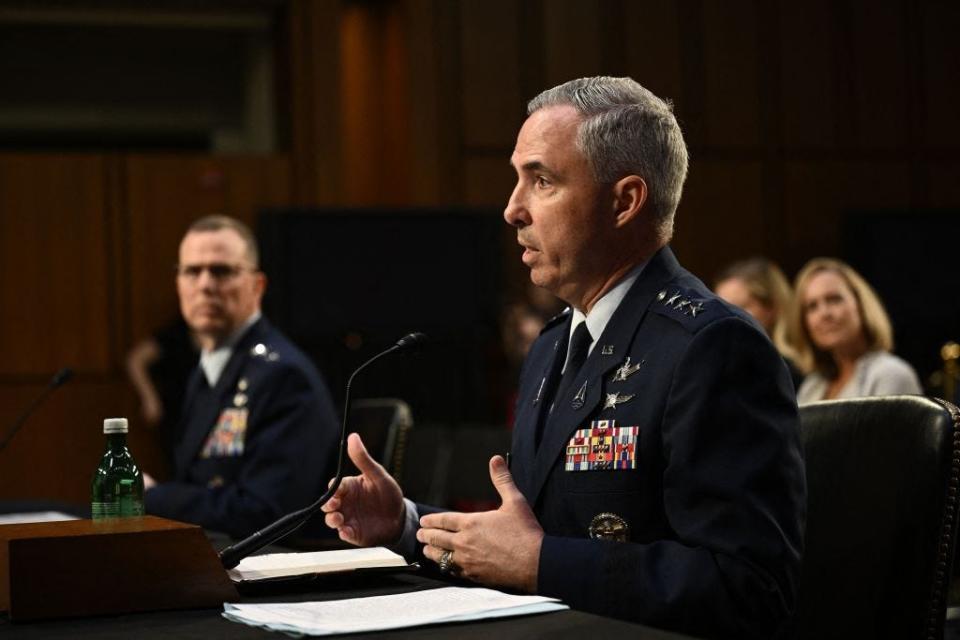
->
xmin=91 ymin=418 xmax=144 ymax=519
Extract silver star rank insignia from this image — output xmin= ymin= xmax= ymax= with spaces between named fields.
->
xmin=612 ymin=357 xmax=643 ymax=382
xmin=603 ymin=392 xmax=636 ymax=410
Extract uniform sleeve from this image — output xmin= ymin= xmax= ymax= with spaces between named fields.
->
xmin=537 ymin=317 xmax=807 ymax=639
xmin=145 ymin=362 xmax=338 ymax=538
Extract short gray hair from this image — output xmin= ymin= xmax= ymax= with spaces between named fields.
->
xmin=528 ymin=76 xmax=688 ymax=242
xmin=186 ymin=214 xmax=260 ymax=268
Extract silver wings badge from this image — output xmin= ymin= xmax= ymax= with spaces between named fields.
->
xmin=603 ymin=392 xmax=636 ymax=410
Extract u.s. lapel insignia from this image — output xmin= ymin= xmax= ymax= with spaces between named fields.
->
xmin=237 ymin=377 xmax=249 ymax=391
xmin=233 ymin=392 xmax=248 ymax=407
xmin=603 ymin=391 xmax=635 ymax=410
xmin=571 ymin=380 xmax=588 ymax=410
xmin=612 ymin=357 xmax=643 ymax=382
xmin=533 ymin=376 xmax=546 ymax=405
xmin=601 ymin=344 xmax=614 ymax=356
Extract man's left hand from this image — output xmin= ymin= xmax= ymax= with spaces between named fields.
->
xmin=143 ymin=472 xmax=156 ymax=491
xmin=417 ymin=454 xmax=544 ymax=593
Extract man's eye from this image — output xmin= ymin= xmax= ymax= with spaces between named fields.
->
xmin=536 ymin=176 xmax=550 ymax=188
xmin=208 ymin=265 xmax=235 ymax=279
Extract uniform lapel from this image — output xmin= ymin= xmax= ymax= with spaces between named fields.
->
xmin=173 ymin=320 xmax=263 ymax=474
xmin=511 ymin=330 xmax=567 ymax=502
xmin=526 ymin=248 xmax=683 ymax=504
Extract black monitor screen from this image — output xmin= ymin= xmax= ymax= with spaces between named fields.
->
xmin=258 ymin=208 xmax=509 ymax=424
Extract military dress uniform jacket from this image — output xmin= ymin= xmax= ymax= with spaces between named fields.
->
xmin=511 ymin=247 xmax=806 ymax=640
xmin=145 ymin=318 xmax=339 ymax=539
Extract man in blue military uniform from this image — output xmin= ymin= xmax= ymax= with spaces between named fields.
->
xmin=144 ymin=215 xmax=338 ymax=539
xmin=322 ymin=77 xmax=806 ymax=639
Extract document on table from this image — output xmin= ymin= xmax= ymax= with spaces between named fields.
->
xmin=222 ymin=586 xmax=568 ymax=635
xmin=0 ymin=511 xmax=79 ymax=525
xmin=228 ymin=547 xmax=411 ymax=583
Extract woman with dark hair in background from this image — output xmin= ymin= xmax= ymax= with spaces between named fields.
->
xmin=788 ymin=257 xmax=921 ymax=404
xmin=714 ymin=257 xmax=803 ymax=388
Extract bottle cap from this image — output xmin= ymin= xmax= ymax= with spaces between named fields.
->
xmin=103 ymin=418 xmax=128 ymax=434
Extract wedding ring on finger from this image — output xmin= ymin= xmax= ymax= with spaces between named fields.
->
xmin=438 ymin=549 xmax=454 ymax=574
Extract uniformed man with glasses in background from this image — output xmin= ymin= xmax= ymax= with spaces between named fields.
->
xmin=144 ymin=215 xmax=338 ymax=539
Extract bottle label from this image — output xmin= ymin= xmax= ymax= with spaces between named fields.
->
xmin=120 ymin=496 xmax=145 ymax=516
xmin=91 ymin=501 xmax=120 ymax=519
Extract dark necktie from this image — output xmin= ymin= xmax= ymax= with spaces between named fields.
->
xmin=536 ymin=322 xmax=593 ymax=449
xmin=553 ymin=322 xmax=593 ymax=414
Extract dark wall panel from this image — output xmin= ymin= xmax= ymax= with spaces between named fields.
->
xmin=125 ymin=154 xmax=292 ymax=344
xmin=0 ymin=154 xmax=118 ymax=376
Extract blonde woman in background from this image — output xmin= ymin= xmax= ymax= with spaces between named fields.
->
xmin=715 ymin=257 xmax=803 ymax=387
xmin=788 ymin=257 xmax=921 ymax=404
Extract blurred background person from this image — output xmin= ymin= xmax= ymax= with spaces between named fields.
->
xmin=714 ymin=257 xmax=802 ymax=388
xmin=499 ymin=281 xmax=564 ymax=426
xmin=788 ymin=257 xmax=921 ymax=404
xmin=126 ymin=316 xmax=199 ymax=468
xmin=144 ymin=215 xmax=339 ymax=538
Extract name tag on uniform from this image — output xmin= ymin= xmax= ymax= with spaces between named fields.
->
xmin=564 ymin=419 xmax=639 ymax=471
xmin=201 ymin=408 xmax=249 ymax=458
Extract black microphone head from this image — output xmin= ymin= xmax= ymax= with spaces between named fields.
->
xmin=395 ymin=332 xmax=427 ymax=351
xmin=50 ymin=367 xmax=74 ymax=388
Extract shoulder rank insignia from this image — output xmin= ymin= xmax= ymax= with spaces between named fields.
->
xmin=657 ymin=289 xmax=708 ymax=318
xmin=603 ymin=391 xmax=635 ymax=410
xmin=612 ymin=357 xmax=643 ymax=382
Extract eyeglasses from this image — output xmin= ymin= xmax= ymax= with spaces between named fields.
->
xmin=175 ymin=263 xmax=255 ymax=282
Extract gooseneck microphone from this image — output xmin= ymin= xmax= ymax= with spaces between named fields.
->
xmin=0 ymin=367 xmax=74 ymax=452
xmin=219 ymin=332 xmax=427 ymax=569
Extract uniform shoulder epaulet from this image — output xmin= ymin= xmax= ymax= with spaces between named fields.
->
xmin=248 ymin=342 xmax=281 ymax=363
xmin=539 ymin=307 xmax=572 ymax=335
xmin=649 ymin=287 xmax=727 ymax=332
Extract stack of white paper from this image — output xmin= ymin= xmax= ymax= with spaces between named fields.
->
xmin=228 ymin=547 xmax=409 ymax=582
xmin=222 ymin=586 xmax=568 ymax=635
xmin=0 ymin=511 xmax=78 ymax=525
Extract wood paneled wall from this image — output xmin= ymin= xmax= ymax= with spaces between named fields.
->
xmin=1 ymin=0 xmax=957 ymax=503
xmin=286 ymin=0 xmax=960 ymax=280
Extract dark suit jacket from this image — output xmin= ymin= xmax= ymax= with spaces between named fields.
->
xmin=511 ymin=247 xmax=806 ymax=639
xmin=145 ymin=318 xmax=338 ymax=539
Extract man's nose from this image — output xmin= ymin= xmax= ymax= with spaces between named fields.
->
xmin=196 ymin=268 xmax=219 ymax=291
xmin=503 ymin=185 xmax=529 ymax=228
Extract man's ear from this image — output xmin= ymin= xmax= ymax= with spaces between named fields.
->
xmin=254 ymin=271 xmax=268 ymax=299
xmin=611 ymin=175 xmax=647 ymax=228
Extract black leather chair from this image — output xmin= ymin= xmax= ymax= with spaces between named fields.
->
xmin=348 ymin=398 xmax=413 ymax=481
xmin=794 ymin=396 xmax=960 ymax=640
